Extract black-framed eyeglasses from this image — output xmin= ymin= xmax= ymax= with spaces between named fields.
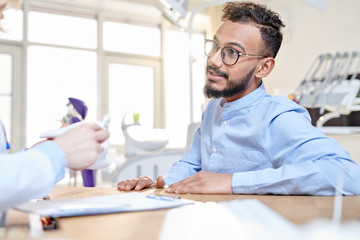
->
xmin=204 ymin=39 xmax=266 ymax=66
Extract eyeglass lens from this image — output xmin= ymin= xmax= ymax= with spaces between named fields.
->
xmin=222 ymin=48 xmax=239 ymax=65
xmin=205 ymin=40 xmax=239 ymax=65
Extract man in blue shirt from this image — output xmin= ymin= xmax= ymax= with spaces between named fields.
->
xmin=117 ymin=1 xmax=360 ymax=195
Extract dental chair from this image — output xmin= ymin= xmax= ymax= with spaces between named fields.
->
xmin=121 ymin=112 xmax=171 ymax=158
xmin=113 ymin=114 xmax=200 ymax=185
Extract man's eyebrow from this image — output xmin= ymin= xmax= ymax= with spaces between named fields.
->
xmin=213 ymin=36 xmax=246 ymax=52
xmin=227 ymin=41 xmax=246 ymax=52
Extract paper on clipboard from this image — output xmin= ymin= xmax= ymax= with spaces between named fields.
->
xmin=14 ymin=192 xmax=193 ymax=217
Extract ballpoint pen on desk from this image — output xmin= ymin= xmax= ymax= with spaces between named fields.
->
xmin=146 ymin=194 xmax=181 ymax=201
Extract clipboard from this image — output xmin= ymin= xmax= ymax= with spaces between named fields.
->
xmin=14 ymin=192 xmax=192 ymax=217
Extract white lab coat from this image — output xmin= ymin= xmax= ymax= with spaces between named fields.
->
xmin=0 ymin=119 xmax=66 ymax=211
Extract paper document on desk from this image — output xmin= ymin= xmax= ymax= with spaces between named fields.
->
xmin=14 ymin=192 xmax=192 ymax=217
xmin=159 ymin=199 xmax=299 ymax=240
xmin=159 ymin=199 xmax=360 ymax=240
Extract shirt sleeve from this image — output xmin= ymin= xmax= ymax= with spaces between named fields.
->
xmin=0 ymin=141 xmax=66 ymax=211
xmin=163 ymin=126 xmax=202 ymax=185
xmin=232 ymin=110 xmax=360 ymax=196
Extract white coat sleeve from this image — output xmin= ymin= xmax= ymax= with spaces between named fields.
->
xmin=0 ymin=141 xmax=66 ymax=211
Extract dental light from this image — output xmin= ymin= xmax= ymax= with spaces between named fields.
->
xmin=155 ymin=0 xmax=188 ymax=28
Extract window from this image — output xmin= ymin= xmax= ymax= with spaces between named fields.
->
xmin=103 ymin=21 xmax=161 ymax=56
xmin=3 ymin=3 xmax=207 ymax=153
xmin=108 ymin=62 xmax=156 ymax=145
xmin=190 ymin=33 xmax=206 ymax=123
xmin=0 ymin=53 xmax=13 ymax=142
xmin=0 ymin=8 xmax=23 ymax=41
xmin=26 ymin=10 xmax=98 ymax=146
xmin=164 ymin=30 xmax=205 ymax=148
xmin=28 ymin=11 xmax=97 ymax=48
xmin=27 ymin=46 xmax=97 ymax=145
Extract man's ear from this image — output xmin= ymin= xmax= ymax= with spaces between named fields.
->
xmin=255 ymin=57 xmax=275 ymax=78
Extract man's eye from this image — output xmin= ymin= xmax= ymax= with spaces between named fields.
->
xmin=225 ymin=48 xmax=238 ymax=57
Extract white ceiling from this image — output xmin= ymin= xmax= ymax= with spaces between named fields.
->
xmin=31 ymin=0 xmax=213 ymax=13
xmin=27 ymin=0 xmax=215 ymax=30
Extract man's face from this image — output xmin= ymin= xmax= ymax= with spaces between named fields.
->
xmin=204 ymin=20 xmax=264 ymax=102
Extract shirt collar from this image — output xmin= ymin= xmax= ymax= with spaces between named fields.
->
xmin=220 ymin=81 xmax=267 ymax=110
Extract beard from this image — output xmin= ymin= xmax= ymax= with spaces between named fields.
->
xmin=204 ymin=65 xmax=256 ymax=99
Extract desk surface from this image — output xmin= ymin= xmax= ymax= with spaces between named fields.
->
xmin=5 ymin=187 xmax=360 ymax=240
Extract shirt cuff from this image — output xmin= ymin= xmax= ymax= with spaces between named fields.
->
xmin=32 ymin=140 xmax=67 ymax=183
xmin=162 ymin=174 xmax=180 ymax=186
xmin=232 ymin=171 xmax=257 ymax=194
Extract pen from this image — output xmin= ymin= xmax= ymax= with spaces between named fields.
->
xmin=102 ymin=114 xmax=110 ymax=130
xmin=146 ymin=194 xmax=180 ymax=201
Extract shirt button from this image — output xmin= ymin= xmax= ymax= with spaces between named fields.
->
xmin=223 ymin=120 xmax=228 ymax=125
xmin=213 ymin=147 xmax=216 ymax=152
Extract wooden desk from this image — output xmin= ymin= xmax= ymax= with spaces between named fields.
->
xmin=4 ymin=187 xmax=360 ymax=240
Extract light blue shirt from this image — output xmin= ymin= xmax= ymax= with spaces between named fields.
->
xmin=164 ymin=83 xmax=360 ymax=195
xmin=0 ymin=141 xmax=66 ymax=211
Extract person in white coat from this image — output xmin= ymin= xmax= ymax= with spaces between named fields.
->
xmin=0 ymin=0 xmax=110 ymax=212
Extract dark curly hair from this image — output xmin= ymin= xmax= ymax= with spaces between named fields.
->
xmin=222 ymin=1 xmax=285 ymax=58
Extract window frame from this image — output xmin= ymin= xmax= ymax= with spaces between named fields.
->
xmin=102 ymin=54 xmax=162 ymax=152
xmin=0 ymin=1 xmax=208 ymax=152
xmin=0 ymin=45 xmax=23 ymax=151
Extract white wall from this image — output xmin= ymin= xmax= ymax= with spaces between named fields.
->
xmin=264 ymin=0 xmax=360 ymax=96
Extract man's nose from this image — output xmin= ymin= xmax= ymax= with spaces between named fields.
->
xmin=208 ymin=49 xmax=223 ymax=68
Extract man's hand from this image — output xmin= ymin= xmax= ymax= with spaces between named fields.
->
xmin=165 ymin=171 xmax=233 ymax=194
xmin=117 ymin=176 xmax=165 ymax=191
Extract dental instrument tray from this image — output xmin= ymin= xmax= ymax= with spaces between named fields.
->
xmin=293 ymin=51 xmax=360 ymax=127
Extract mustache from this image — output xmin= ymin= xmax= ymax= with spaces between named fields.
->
xmin=206 ymin=65 xmax=229 ymax=79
